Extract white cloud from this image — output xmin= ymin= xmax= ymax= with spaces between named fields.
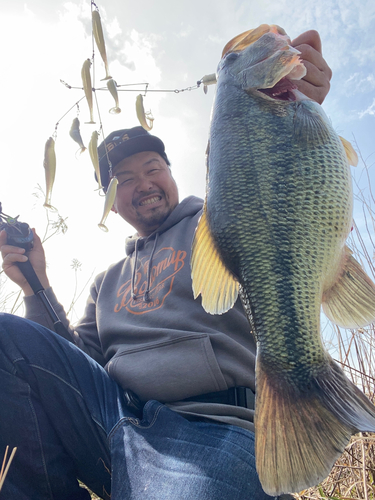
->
xmin=175 ymin=24 xmax=194 ymax=38
xmin=359 ymin=98 xmax=375 ymax=118
xmin=207 ymin=34 xmax=224 ymax=45
xmin=344 ymin=73 xmax=375 ymax=96
xmin=106 ymin=17 xmax=122 ymax=38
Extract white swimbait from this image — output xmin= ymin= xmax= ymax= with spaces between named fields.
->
xmin=98 ymin=176 xmax=118 ymax=231
xmin=107 ymin=79 xmax=121 ymax=114
xmin=136 ymin=94 xmax=154 ymax=131
xmin=89 ymin=131 xmax=103 ymax=190
xmin=92 ymin=9 xmax=111 ymax=81
xmin=43 ymin=137 xmax=57 ymax=211
xmin=81 ymin=59 xmax=95 ymax=124
xmin=69 ymin=117 xmax=86 ymax=154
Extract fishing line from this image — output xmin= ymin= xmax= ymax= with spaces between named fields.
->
xmin=60 ymin=82 xmax=202 ymax=94
xmin=91 ymin=2 xmax=96 ymax=89
xmin=54 ymin=96 xmax=86 ymax=132
xmin=93 ymin=86 xmax=106 ymax=169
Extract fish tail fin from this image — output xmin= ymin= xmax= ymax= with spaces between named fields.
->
xmin=255 ymin=354 xmax=375 ymax=496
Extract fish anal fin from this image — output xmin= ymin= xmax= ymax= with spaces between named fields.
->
xmin=255 ymin=354 xmax=375 ymax=496
xmin=191 ymin=209 xmax=238 ymax=314
xmin=322 ymin=245 xmax=375 ymax=328
xmin=339 ymin=136 xmax=358 ymax=167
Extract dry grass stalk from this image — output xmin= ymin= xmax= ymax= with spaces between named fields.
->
xmin=0 ymin=446 xmax=17 ymax=492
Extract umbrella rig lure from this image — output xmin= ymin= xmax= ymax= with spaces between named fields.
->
xmin=43 ymin=0 xmax=217 ymax=231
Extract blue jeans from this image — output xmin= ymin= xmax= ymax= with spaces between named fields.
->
xmin=0 ymin=313 xmax=279 ymax=500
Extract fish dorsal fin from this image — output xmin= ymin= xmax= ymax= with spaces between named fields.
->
xmin=322 ymin=245 xmax=375 ymax=328
xmin=293 ymin=100 xmax=332 ymax=147
xmin=191 ymin=209 xmax=239 ymax=314
xmin=339 ymin=136 xmax=358 ymax=166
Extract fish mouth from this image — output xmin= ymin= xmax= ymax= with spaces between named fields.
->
xmin=258 ymin=77 xmax=298 ymax=102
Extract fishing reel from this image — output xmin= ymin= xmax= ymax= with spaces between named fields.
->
xmin=0 ymin=202 xmax=34 ymax=251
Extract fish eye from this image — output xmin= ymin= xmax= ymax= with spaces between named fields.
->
xmin=224 ymin=52 xmax=240 ymax=62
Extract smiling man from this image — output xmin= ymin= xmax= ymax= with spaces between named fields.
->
xmin=105 ymin=140 xmax=179 ymax=236
xmin=0 ymin=30 xmax=331 ymax=500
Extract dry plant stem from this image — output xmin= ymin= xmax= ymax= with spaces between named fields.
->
xmin=0 ymin=447 xmax=7 ymax=479
xmin=360 ymin=433 xmax=369 ymax=500
xmin=0 ymin=446 xmax=17 ymax=491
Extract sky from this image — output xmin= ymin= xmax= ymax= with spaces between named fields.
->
xmin=0 ymin=0 xmax=374 ymax=323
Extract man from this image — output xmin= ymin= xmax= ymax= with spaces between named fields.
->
xmin=0 ymin=31 xmax=331 ymax=499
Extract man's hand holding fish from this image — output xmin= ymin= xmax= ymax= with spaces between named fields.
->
xmin=291 ymin=29 xmax=332 ymax=104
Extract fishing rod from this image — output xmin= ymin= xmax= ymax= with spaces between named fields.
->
xmin=0 ymin=203 xmax=72 ymax=342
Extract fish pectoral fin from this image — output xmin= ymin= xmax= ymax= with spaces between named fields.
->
xmin=339 ymin=136 xmax=358 ymax=166
xmin=293 ymin=100 xmax=332 ymax=147
xmin=322 ymin=245 xmax=375 ymax=328
xmin=191 ymin=209 xmax=239 ymax=315
xmin=255 ymin=353 xmax=375 ymax=496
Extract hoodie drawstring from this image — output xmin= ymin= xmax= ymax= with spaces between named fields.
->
xmin=144 ymin=233 xmax=158 ymax=302
xmin=131 ymin=238 xmax=140 ymax=301
xmin=130 ymin=233 xmax=159 ymax=303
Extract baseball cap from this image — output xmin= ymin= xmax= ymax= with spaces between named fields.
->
xmin=98 ymin=126 xmax=167 ymax=190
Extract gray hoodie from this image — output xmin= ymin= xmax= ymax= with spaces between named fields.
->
xmin=25 ymin=196 xmax=257 ymax=430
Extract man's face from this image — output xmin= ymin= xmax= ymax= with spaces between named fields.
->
xmin=112 ymin=151 xmax=179 ymax=236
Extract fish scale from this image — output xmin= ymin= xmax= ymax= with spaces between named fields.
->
xmin=191 ymin=24 xmax=375 ymax=496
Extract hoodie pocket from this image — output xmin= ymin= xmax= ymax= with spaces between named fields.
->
xmin=106 ymin=334 xmax=228 ymax=403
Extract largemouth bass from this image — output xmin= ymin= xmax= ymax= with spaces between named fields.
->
xmin=191 ymin=24 xmax=375 ymax=496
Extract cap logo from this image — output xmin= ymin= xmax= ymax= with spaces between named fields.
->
xmin=105 ymin=133 xmax=131 ymax=153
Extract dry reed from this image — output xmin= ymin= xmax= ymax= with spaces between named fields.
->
xmin=0 ymin=446 xmax=17 ymax=492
